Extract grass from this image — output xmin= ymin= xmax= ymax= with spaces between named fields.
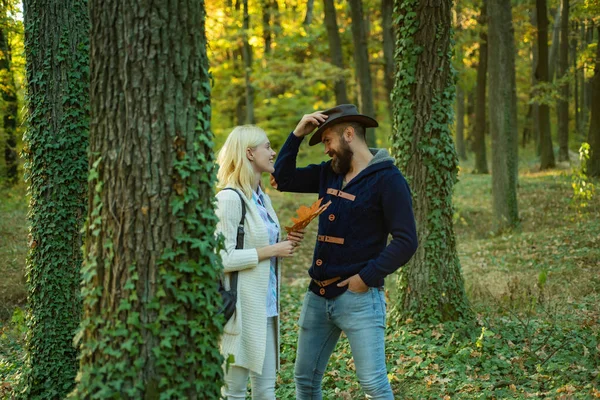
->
xmin=1 ymin=148 xmax=599 ymax=399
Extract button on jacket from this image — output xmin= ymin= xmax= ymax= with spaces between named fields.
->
xmin=272 ymin=133 xmax=418 ymax=297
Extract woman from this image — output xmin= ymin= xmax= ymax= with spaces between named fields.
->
xmin=215 ymin=125 xmax=304 ymax=399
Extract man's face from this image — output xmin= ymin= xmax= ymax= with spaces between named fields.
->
xmin=322 ymin=127 xmax=353 ymax=175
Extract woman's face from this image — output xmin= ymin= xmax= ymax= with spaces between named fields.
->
xmin=248 ymin=138 xmax=276 ymax=174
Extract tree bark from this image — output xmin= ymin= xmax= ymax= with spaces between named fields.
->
xmin=73 ymin=1 xmax=223 ymax=397
xmin=556 ymin=0 xmax=569 ymax=162
xmin=382 ymin=0 xmax=395 ymax=119
xmin=548 ymin=5 xmax=561 ymax=81
xmin=531 ymin=8 xmax=540 ymax=153
xmin=242 ymin=0 xmax=255 ymax=124
xmin=391 ymin=0 xmax=471 ymax=323
xmin=349 ymin=0 xmax=376 ymax=147
xmin=0 ymin=18 xmax=18 ymax=185
xmin=472 ymin=0 xmax=489 ymax=174
xmin=456 ymin=86 xmax=467 ymax=160
xmin=323 ymin=0 xmax=349 ymax=105
xmin=588 ymin=26 xmax=600 ymax=177
xmin=488 ymin=0 xmax=519 ymax=232
xmin=20 ymin=0 xmax=88 ymax=397
xmin=536 ymin=0 xmax=556 ymax=169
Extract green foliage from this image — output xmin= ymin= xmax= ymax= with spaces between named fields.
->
xmin=390 ymin=0 xmax=471 ymax=323
xmin=571 ymin=142 xmax=596 ymax=208
xmin=0 ymin=308 xmax=26 ymax=397
xmin=19 ymin=1 xmax=89 ymax=397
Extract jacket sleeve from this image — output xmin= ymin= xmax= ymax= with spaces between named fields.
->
xmin=215 ymin=190 xmax=259 ymax=272
xmin=358 ymin=171 xmax=418 ymax=287
xmin=272 ymin=132 xmax=323 ymax=193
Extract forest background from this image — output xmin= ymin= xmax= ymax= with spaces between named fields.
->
xmin=0 ymin=0 xmax=599 ymax=398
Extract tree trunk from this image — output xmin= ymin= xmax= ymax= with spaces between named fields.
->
xmin=242 ymin=0 xmax=255 ymax=124
xmin=323 ymin=0 xmax=349 ymax=105
xmin=488 ymin=0 xmax=519 ymax=231
xmin=588 ymin=26 xmax=600 ymax=177
xmin=382 ymin=0 xmax=395 ymax=119
xmin=472 ymin=0 xmax=489 ymax=174
xmin=20 ymin=0 xmax=88 ymax=397
xmin=391 ymin=0 xmax=471 ymax=323
xmin=572 ymin=21 xmax=579 ymax=134
xmin=548 ymin=5 xmax=561 ymax=81
xmin=537 ymin=0 xmax=556 ymax=169
xmin=456 ymin=86 xmax=467 ymax=160
xmin=0 ymin=20 xmax=18 ymax=185
xmin=531 ymin=8 xmax=540 ymax=153
xmin=303 ymin=0 xmax=314 ymax=26
xmin=262 ymin=0 xmax=272 ymax=55
xmin=349 ymin=0 xmax=376 ymax=147
xmin=556 ymin=0 xmax=569 ymax=162
xmin=72 ymin=1 xmax=223 ymax=397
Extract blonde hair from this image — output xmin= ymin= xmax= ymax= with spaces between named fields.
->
xmin=216 ymin=125 xmax=268 ymax=198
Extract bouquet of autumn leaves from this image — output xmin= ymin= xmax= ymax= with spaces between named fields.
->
xmin=285 ymin=197 xmax=332 ymax=233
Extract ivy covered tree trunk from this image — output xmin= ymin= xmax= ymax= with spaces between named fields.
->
xmin=390 ymin=0 xmax=471 ymax=323
xmin=72 ymin=1 xmax=223 ymax=398
xmin=323 ymin=0 xmax=349 ymax=105
xmin=536 ymin=0 xmax=556 ymax=169
xmin=556 ymin=0 xmax=569 ymax=162
xmin=20 ymin=0 xmax=88 ymax=397
xmin=488 ymin=0 xmax=519 ymax=231
xmin=588 ymin=26 xmax=600 ymax=177
xmin=472 ymin=0 xmax=489 ymax=174
xmin=349 ymin=0 xmax=376 ymax=147
xmin=0 ymin=17 xmax=18 ymax=185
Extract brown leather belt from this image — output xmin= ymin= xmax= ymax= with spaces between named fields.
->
xmin=317 ymin=235 xmax=345 ymax=245
xmin=313 ymin=276 xmax=341 ymax=287
xmin=327 ymin=188 xmax=356 ymax=201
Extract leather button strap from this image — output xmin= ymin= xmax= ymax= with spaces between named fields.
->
xmin=326 ymin=188 xmax=356 ymax=201
xmin=313 ymin=276 xmax=341 ymax=287
xmin=317 ymin=235 xmax=344 ymax=245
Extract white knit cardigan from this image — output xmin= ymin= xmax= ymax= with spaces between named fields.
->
xmin=216 ymin=186 xmax=282 ymax=374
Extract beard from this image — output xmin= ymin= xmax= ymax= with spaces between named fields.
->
xmin=330 ymin=139 xmax=353 ymax=175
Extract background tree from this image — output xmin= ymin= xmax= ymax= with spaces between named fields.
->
xmin=391 ymin=0 xmax=471 ymax=323
xmin=20 ymin=0 xmax=88 ymax=397
xmin=472 ymin=0 xmax=489 ymax=174
xmin=588 ymin=25 xmax=600 ymax=177
xmin=488 ymin=0 xmax=519 ymax=231
xmin=382 ymin=0 xmax=395 ymax=118
xmin=72 ymin=1 xmax=223 ymax=397
xmin=349 ymin=0 xmax=376 ymax=146
xmin=323 ymin=0 xmax=349 ymax=105
xmin=557 ymin=0 xmax=569 ymax=162
xmin=536 ymin=0 xmax=556 ymax=169
xmin=242 ymin=0 xmax=255 ymax=124
xmin=0 ymin=0 xmax=18 ymax=185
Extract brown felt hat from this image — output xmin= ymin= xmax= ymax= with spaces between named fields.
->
xmin=308 ymin=104 xmax=379 ymax=146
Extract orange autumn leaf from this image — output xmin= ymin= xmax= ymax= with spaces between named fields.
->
xmin=285 ymin=197 xmax=332 ymax=233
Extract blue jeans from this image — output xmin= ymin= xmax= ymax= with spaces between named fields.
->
xmin=294 ymin=288 xmax=393 ymax=400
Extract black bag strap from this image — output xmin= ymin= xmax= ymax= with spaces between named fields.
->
xmin=220 ymin=188 xmax=246 ymax=294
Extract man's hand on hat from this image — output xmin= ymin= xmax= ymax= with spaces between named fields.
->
xmin=337 ymin=274 xmax=369 ymax=293
xmin=293 ymin=112 xmax=328 ymax=138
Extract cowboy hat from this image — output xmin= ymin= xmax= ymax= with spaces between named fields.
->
xmin=308 ymin=104 xmax=379 ymax=146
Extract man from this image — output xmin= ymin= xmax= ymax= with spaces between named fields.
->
xmin=271 ymin=104 xmax=418 ymax=399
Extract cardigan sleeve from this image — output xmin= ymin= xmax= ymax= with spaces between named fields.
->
xmin=272 ymin=132 xmax=323 ymax=193
xmin=358 ymin=170 xmax=418 ymax=286
xmin=215 ymin=190 xmax=260 ymax=272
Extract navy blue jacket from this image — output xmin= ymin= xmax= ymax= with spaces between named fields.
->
xmin=273 ymin=133 xmax=418 ymax=297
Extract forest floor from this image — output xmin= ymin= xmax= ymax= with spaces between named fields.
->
xmin=1 ymin=152 xmax=599 ymax=399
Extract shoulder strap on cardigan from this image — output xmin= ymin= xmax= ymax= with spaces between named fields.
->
xmin=220 ymin=188 xmax=246 ymax=293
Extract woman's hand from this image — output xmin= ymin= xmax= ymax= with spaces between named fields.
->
xmin=287 ymin=229 xmax=306 ymax=248
xmin=257 ymin=240 xmax=297 ymax=260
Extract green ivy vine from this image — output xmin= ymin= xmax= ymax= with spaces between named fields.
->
xmin=20 ymin=3 xmax=89 ymax=397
